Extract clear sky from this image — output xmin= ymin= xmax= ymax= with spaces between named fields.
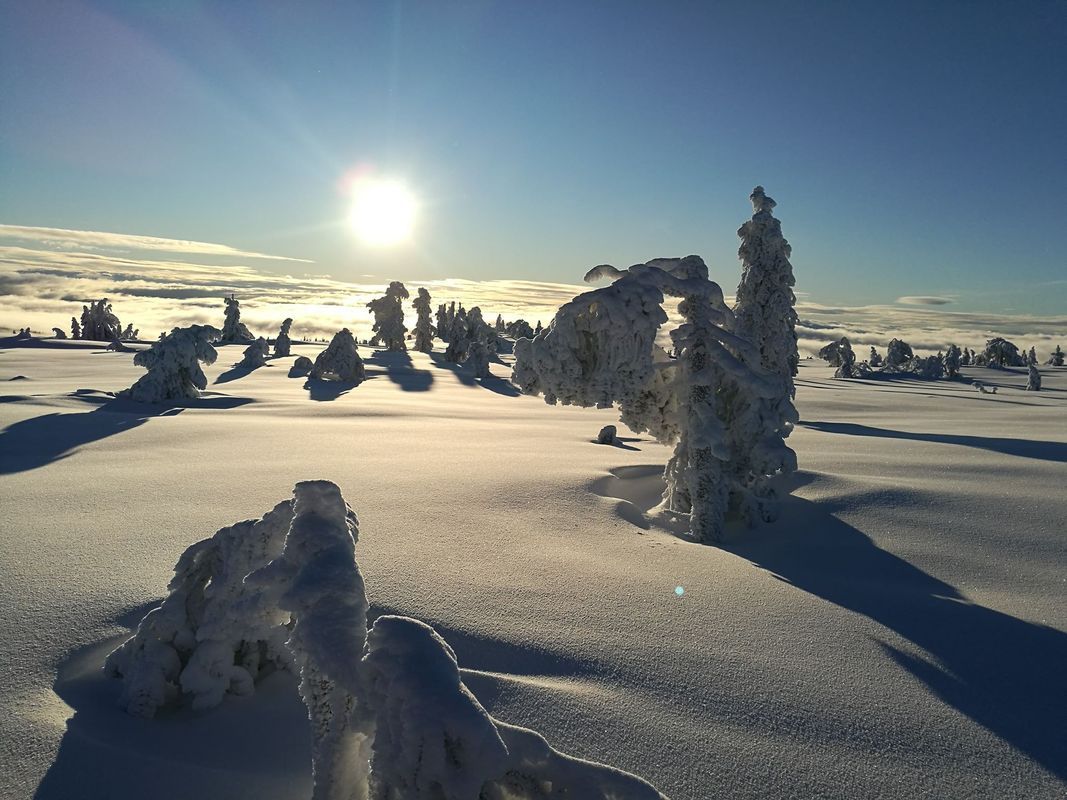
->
xmin=2 ymin=1 xmax=1065 ymax=314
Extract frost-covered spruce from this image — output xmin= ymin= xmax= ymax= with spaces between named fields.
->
xmin=274 ymin=318 xmax=293 ymax=358
xmin=444 ymin=311 xmax=470 ymax=364
xmin=1028 ymin=346 xmax=1037 ymax=365
xmin=240 ymin=337 xmax=269 ymax=368
xmin=51 ymin=327 xmax=67 ymax=339
xmin=368 ymin=281 xmax=410 ymax=351
xmin=961 ymin=347 xmax=971 ymax=366
xmin=833 ymin=338 xmax=856 ymax=378
xmin=412 ymin=288 xmax=436 ymax=352
xmin=494 ymin=313 xmax=505 ymax=333
xmin=311 ymin=328 xmax=365 ymax=383
xmin=120 ymin=325 xmax=222 ymax=403
xmin=506 ymin=319 xmax=535 ymax=340
xmin=289 ymin=355 xmax=313 ymax=377
xmin=1027 ymin=363 xmax=1042 ymax=391
xmin=984 ymin=337 xmax=1023 ymax=367
xmin=734 ymin=186 xmax=799 ymax=385
xmin=884 ymin=338 xmax=914 ymax=371
xmin=105 ymin=499 xmax=294 ymax=717
xmin=912 ymin=353 xmax=944 ymax=380
xmin=362 ymin=615 xmax=667 ymax=800
xmin=1049 ymin=345 xmax=1065 ymax=366
xmin=435 ymin=303 xmax=449 ymax=342
xmin=221 ymin=294 xmax=255 ymax=343
xmin=79 ymin=298 xmax=123 ymax=341
xmin=514 ymin=256 xmax=786 ymax=543
xmin=465 ymin=340 xmax=491 ymax=378
xmin=818 ymin=338 xmax=846 ymax=367
xmin=945 ymin=344 xmax=962 ymax=378
xmin=869 ymin=346 xmax=883 ymax=367
xmin=120 ymin=323 xmax=138 ymax=341
xmin=70 ymin=317 xmax=81 ymax=339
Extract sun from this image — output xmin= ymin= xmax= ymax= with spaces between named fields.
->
xmin=347 ymin=179 xmax=417 ymax=247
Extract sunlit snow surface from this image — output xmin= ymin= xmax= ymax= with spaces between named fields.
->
xmin=1 ymin=338 xmax=1065 ymax=799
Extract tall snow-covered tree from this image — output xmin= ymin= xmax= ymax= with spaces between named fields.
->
xmin=984 ymin=337 xmax=1023 ymax=367
xmin=311 ymin=328 xmax=365 ymax=383
xmin=412 ymin=288 xmax=435 ymax=352
xmin=1028 ymin=346 xmax=1037 ymax=365
xmin=221 ymin=295 xmax=255 ymax=343
xmin=444 ymin=311 xmax=470 ymax=364
xmin=70 ymin=317 xmax=81 ymax=339
xmin=833 ymin=338 xmax=856 ymax=378
xmin=734 ymin=186 xmax=799 ymax=387
xmin=818 ymin=338 xmax=846 ymax=367
xmin=121 ymin=325 xmax=222 ymax=403
xmin=367 ymin=281 xmax=409 ymax=351
xmin=945 ymin=344 xmax=962 ymax=378
xmin=869 ymin=346 xmax=883 ymax=367
xmin=435 ymin=303 xmax=449 ymax=342
xmin=885 ymin=338 xmax=914 ymax=370
xmin=1026 ymin=363 xmax=1041 ymax=391
xmin=514 ymin=256 xmax=793 ymax=543
xmin=274 ymin=318 xmax=293 ymax=358
xmin=1049 ymin=345 xmax=1065 ymax=366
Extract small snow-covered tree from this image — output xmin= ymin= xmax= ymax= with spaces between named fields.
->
xmin=945 ymin=344 xmax=962 ymax=378
xmin=444 ymin=312 xmax=470 ymax=364
xmin=70 ymin=317 xmax=81 ymax=339
xmin=1049 ymin=345 xmax=1065 ymax=366
xmin=912 ymin=353 xmax=945 ymax=380
xmin=1028 ymin=346 xmax=1037 ymax=365
xmin=274 ymin=318 xmax=293 ymax=358
xmin=435 ymin=303 xmax=449 ymax=342
xmin=368 ymin=281 xmax=409 ymax=351
xmin=534 ymin=320 xmax=543 ymax=336
xmin=734 ymin=186 xmax=799 ymax=385
xmin=885 ymin=338 xmax=914 ymax=370
xmin=869 ymin=346 xmax=883 ymax=367
xmin=240 ymin=337 xmax=269 ymax=368
xmin=494 ymin=313 xmax=505 ymax=333
xmin=818 ymin=338 xmax=846 ymax=367
xmin=412 ymin=288 xmax=435 ymax=352
xmin=80 ymin=298 xmax=123 ymax=341
xmin=506 ymin=319 xmax=535 ymax=340
xmin=984 ymin=337 xmax=1023 ymax=367
xmin=311 ymin=328 xmax=365 ymax=383
xmin=52 ymin=327 xmax=67 ymax=339
xmin=833 ymin=338 xmax=856 ymax=378
xmin=120 ymin=325 xmax=222 ymax=403
xmin=1027 ymin=363 xmax=1041 ymax=391
xmin=514 ymin=256 xmax=792 ymax=543
xmin=120 ymin=323 xmax=138 ymax=341
xmin=960 ymin=347 xmax=971 ymax=366
xmin=465 ymin=340 xmax=491 ymax=378
xmin=221 ymin=295 xmax=255 ymax=343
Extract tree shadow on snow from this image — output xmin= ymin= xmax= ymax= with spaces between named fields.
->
xmin=303 ymin=377 xmax=360 ymax=401
xmin=364 ymin=350 xmax=433 ymax=392
xmin=428 ymin=353 xmax=520 ymax=396
xmin=725 ymin=496 xmax=1067 ymax=781
xmin=0 ymin=393 xmax=250 ymax=475
xmin=801 ymin=420 xmax=1067 ymax=463
xmin=34 ymin=603 xmax=311 ymax=800
xmin=214 ymin=363 xmax=267 ymax=385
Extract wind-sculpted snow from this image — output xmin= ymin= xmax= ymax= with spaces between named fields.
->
xmin=311 ymin=329 xmax=365 ymax=384
xmin=107 ymin=481 xmax=667 ymax=799
xmin=120 ymin=324 xmax=221 ymax=403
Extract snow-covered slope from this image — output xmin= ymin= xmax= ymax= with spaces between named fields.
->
xmin=1 ymin=340 xmax=1064 ymax=799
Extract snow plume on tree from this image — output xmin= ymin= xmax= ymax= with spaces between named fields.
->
xmin=412 ymin=288 xmax=436 ymax=352
xmin=274 ymin=318 xmax=293 ymax=358
xmin=120 ymin=325 xmax=222 ymax=403
xmin=945 ymin=344 xmax=963 ymax=378
xmin=884 ymin=338 xmax=914 ymax=371
xmin=984 ymin=337 xmax=1023 ymax=367
xmin=70 ymin=317 xmax=81 ymax=339
xmin=833 ymin=338 xmax=856 ymax=378
xmin=1049 ymin=345 xmax=1065 ymax=366
xmin=368 ymin=281 xmax=410 ymax=351
xmin=311 ymin=328 xmax=365 ymax=383
xmin=51 ymin=327 xmax=67 ymax=339
xmin=240 ymin=337 xmax=270 ymax=368
xmin=105 ymin=499 xmax=294 ymax=717
xmin=734 ymin=186 xmax=799 ymax=387
xmin=79 ymin=298 xmax=123 ymax=341
xmin=1027 ymin=363 xmax=1042 ymax=391
xmin=514 ymin=256 xmax=793 ymax=543
xmin=221 ymin=295 xmax=255 ymax=343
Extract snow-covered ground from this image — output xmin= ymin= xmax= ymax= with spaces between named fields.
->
xmin=1 ymin=339 xmax=1064 ymax=799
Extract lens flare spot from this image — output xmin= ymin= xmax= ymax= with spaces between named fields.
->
xmin=675 ymin=586 xmax=685 ymax=596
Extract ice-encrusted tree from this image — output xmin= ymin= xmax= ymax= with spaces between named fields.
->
xmin=869 ymin=346 xmax=883 ymax=367
xmin=506 ymin=319 xmax=535 ymax=340
xmin=818 ymin=338 xmax=846 ymax=367
xmin=70 ymin=317 xmax=81 ymax=339
xmin=240 ymin=337 xmax=270 ymax=368
xmin=465 ymin=340 xmax=491 ymax=378
xmin=734 ymin=186 xmax=799 ymax=384
xmin=274 ymin=318 xmax=293 ymax=358
xmin=435 ymin=303 xmax=449 ymax=342
xmin=945 ymin=344 xmax=962 ymax=378
xmin=494 ymin=313 xmax=505 ymax=332
xmin=885 ymin=338 xmax=914 ymax=370
xmin=513 ymin=256 xmax=793 ymax=543
xmin=444 ymin=311 xmax=470 ymax=364
xmin=960 ymin=347 xmax=971 ymax=366
xmin=120 ymin=325 xmax=222 ymax=403
xmin=120 ymin=323 xmax=138 ymax=341
xmin=311 ymin=328 xmax=365 ymax=383
xmin=368 ymin=281 xmax=409 ymax=351
xmin=51 ymin=327 xmax=67 ymax=339
xmin=1027 ymin=363 xmax=1041 ymax=391
xmin=412 ymin=288 xmax=435 ymax=352
xmin=833 ymin=338 xmax=856 ymax=378
xmin=221 ymin=295 xmax=255 ymax=343
xmin=1049 ymin=345 xmax=1065 ymax=366
xmin=534 ymin=320 xmax=543 ymax=336
xmin=80 ymin=298 xmax=123 ymax=341
xmin=984 ymin=337 xmax=1023 ymax=367
xmin=1028 ymin=346 xmax=1037 ymax=365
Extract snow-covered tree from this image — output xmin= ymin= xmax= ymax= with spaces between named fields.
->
xmin=120 ymin=325 xmax=222 ymax=403
xmin=120 ymin=323 xmax=138 ymax=341
xmin=80 ymin=298 xmax=123 ymax=341
xmin=506 ymin=319 xmax=535 ymax=340
xmin=945 ymin=344 xmax=962 ymax=378
xmin=885 ymin=338 xmax=914 ymax=370
xmin=912 ymin=353 xmax=945 ymax=380
xmin=221 ymin=295 xmax=255 ymax=343
xmin=1028 ymin=346 xmax=1037 ymax=365
xmin=494 ymin=313 xmax=505 ymax=333
xmin=1049 ymin=345 xmax=1065 ymax=366
xmin=465 ymin=340 xmax=491 ymax=378
xmin=869 ymin=346 xmax=883 ymax=367
xmin=70 ymin=317 xmax=81 ymax=339
xmin=311 ymin=328 xmax=365 ymax=383
xmin=412 ymin=288 xmax=435 ymax=352
xmin=960 ymin=347 xmax=971 ymax=366
xmin=444 ymin=312 xmax=470 ymax=364
xmin=514 ymin=256 xmax=793 ymax=543
xmin=833 ymin=338 xmax=856 ymax=378
xmin=240 ymin=337 xmax=269 ymax=368
xmin=818 ymin=338 xmax=846 ymax=367
xmin=290 ymin=355 xmax=313 ymax=377
xmin=1027 ymin=363 xmax=1041 ymax=391
xmin=368 ymin=281 xmax=409 ymax=351
xmin=435 ymin=303 xmax=449 ymax=342
xmin=51 ymin=327 xmax=67 ymax=339
xmin=534 ymin=320 xmax=543 ymax=336
xmin=984 ymin=337 xmax=1023 ymax=367
xmin=734 ymin=186 xmax=799 ymax=385
xmin=274 ymin=318 xmax=293 ymax=358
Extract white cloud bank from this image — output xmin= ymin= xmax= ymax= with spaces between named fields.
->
xmin=0 ymin=226 xmax=1064 ymax=357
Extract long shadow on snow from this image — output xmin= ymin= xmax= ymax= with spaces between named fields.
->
xmin=364 ymin=349 xmax=433 ymax=392
xmin=726 ymin=496 xmax=1067 ymax=781
xmin=429 ymin=352 xmax=520 ymax=396
xmin=802 ymin=420 xmax=1067 ymax=463
xmin=0 ymin=393 xmax=250 ymax=475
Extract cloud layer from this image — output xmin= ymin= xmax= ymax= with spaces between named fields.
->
xmin=896 ymin=296 xmax=954 ymax=306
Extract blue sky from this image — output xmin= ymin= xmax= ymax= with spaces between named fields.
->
xmin=2 ymin=1 xmax=1065 ymax=314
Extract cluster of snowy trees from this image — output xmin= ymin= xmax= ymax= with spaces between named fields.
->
xmin=514 ymin=187 xmax=799 ymax=544
xmin=64 ymin=298 xmax=138 ymax=342
xmin=107 ymin=480 xmax=666 ymax=799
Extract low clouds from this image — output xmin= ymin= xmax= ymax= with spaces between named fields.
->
xmin=896 ymin=296 xmax=955 ymax=306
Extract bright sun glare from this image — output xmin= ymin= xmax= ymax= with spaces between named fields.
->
xmin=348 ymin=179 xmax=417 ymax=247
